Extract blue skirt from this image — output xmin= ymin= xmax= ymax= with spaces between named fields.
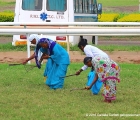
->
xmin=43 ymin=44 xmax=70 ymax=89
xmin=44 ymin=58 xmax=68 ymax=89
xmin=87 ymin=71 xmax=103 ymax=94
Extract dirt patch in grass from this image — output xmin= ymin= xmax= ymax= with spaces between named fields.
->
xmin=0 ymin=51 xmax=140 ymax=64
xmin=0 ymin=6 xmax=15 ymax=12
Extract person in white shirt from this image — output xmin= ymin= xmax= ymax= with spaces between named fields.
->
xmin=75 ymin=38 xmax=109 ymax=95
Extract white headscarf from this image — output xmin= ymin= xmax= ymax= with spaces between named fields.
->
xmin=28 ymin=34 xmax=40 ymax=45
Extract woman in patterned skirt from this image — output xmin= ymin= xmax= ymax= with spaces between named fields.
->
xmin=84 ymin=56 xmax=120 ymax=103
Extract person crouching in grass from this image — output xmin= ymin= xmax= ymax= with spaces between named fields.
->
xmin=35 ymin=38 xmax=70 ymax=90
xmin=84 ymin=57 xmax=120 ymax=103
xmin=24 ymin=34 xmax=70 ymax=90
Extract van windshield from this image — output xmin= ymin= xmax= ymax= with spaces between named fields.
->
xmin=22 ymin=0 xmax=43 ymax=11
xmin=47 ymin=0 xmax=67 ymax=11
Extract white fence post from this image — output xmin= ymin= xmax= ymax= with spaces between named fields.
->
xmin=26 ymin=34 xmax=31 ymax=64
xmin=95 ymin=36 xmax=98 ymax=45
xmin=66 ymin=35 xmax=70 ymax=54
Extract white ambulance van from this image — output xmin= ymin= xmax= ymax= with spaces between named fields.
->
xmin=13 ymin=0 xmax=102 ymax=46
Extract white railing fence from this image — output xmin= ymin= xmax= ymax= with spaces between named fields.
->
xmin=0 ymin=22 xmax=140 ymax=63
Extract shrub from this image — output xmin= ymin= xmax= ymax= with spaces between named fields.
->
xmin=0 ymin=12 xmax=14 ymax=22
xmin=98 ymin=13 xmax=120 ymax=22
xmin=117 ymin=14 xmax=140 ymax=22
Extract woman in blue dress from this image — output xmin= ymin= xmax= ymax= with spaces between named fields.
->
xmin=23 ymin=34 xmax=70 ymax=89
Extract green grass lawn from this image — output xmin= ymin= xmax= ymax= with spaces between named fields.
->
xmin=98 ymin=0 xmax=138 ymax=7
xmin=0 ymin=42 xmax=140 ymax=52
xmin=0 ymin=0 xmax=15 ymax=6
xmin=0 ymin=63 xmax=140 ymax=120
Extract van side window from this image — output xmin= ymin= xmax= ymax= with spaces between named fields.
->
xmin=47 ymin=0 xmax=67 ymax=11
xmin=74 ymin=0 xmax=97 ymax=14
xmin=22 ymin=0 xmax=43 ymax=11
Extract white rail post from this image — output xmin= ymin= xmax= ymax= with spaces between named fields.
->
xmin=26 ymin=33 xmax=31 ymax=64
xmin=66 ymin=35 xmax=70 ymax=54
xmin=95 ymin=36 xmax=98 ymax=45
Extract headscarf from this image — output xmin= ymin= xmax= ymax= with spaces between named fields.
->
xmin=28 ymin=34 xmax=40 ymax=45
xmin=35 ymin=38 xmax=56 ymax=69
xmin=38 ymin=38 xmax=54 ymax=49
xmin=36 ymin=38 xmax=56 ymax=55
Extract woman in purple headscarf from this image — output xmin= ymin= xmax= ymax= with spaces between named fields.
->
xmin=23 ymin=34 xmax=70 ymax=89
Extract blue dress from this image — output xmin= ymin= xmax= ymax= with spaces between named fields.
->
xmin=87 ymin=71 xmax=103 ymax=94
xmin=40 ymin=43 xmax=70 ymax=89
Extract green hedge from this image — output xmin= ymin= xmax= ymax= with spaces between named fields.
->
xmin=0 ymin=12 xmax=14 ymax=22
xmin=1 ymin=12 xmax=140 ymax=22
